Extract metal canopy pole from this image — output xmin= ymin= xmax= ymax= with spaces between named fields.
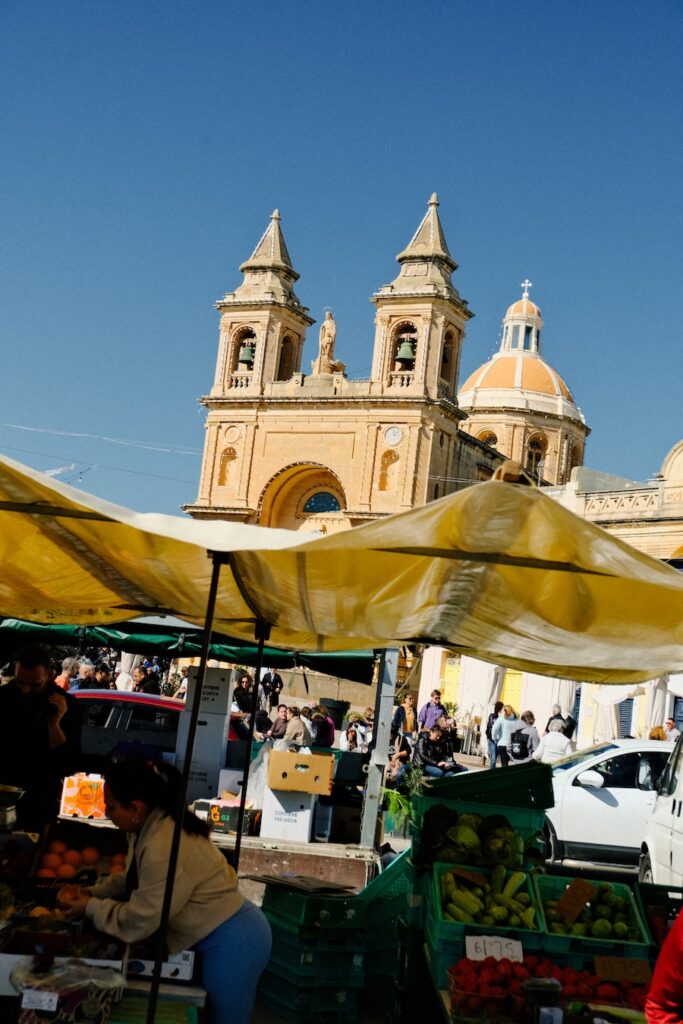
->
xmin=145 ymin=554 xmax=223 ymax=1024
xmin=233 ymin=619 xmax=270 ymax=871
xmin=360 ymin=649 xmax=398 ymax=849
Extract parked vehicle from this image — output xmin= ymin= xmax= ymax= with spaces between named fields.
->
xmin=75 ymin=690 xmax=242 ymax=772
xmin=544 ymin=739 xmax=673 ymax=867
xmin=640 ymin=732 xmax=683 ymax=882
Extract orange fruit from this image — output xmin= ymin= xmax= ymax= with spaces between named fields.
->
xmin=62 ymin=850 xmax=82 ymax=868
xmin=80 ymin=847 xmax=100 ymax=866
xmin=109 ymin=863 xmax=125 ymax=874
xmin=57 ymin=864 xmax=77 ymax=879
xmin=41 ymin=853 xmax=62 ymax=870
xmin=47 ymin=840 xmax=67 ymax=855
xmin=111 ymin=853 xmax=126 ymax=865
xmin=36 ymin=868 xmax=56 ymax=878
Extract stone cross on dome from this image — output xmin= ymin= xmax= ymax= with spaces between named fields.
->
xmin=521 ymin=279 xmax=533 ymax=299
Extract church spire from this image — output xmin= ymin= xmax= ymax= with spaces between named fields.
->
xmin=240 ymin=209 xmax=297 ymax=280
xmin=374 ymin=193 xmax=465 ymax=303
xmin=228 ymin=208 xmax=306 ymax=310
xmin=396 ymin=192 xmax=456 ymax=271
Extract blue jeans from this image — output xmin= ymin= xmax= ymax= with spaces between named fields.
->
xmin=488 ymin=739 xmax=498 ymax=768
xmin=195 ymin=899 xmax=272 ymax=1024
xmin=423 ymin=765 xmax=456 ymax=778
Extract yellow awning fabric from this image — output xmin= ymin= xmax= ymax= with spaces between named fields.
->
xmin=0 ymin=454 xmax=681 ymax=682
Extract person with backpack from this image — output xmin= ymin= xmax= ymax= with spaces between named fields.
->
xmin=507 ymin=710 xmax=540 ymax=764
xmin=485 ymin=701 xmax=504 ymax=768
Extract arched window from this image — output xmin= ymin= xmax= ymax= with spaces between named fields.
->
xmin=378 ymin=449 xmax=400 ymax=491
xmin=525 ymin=436 xmax=546 ymax=478
xmin=392 ymin=323 xmax=418 ymax=371
xmin=478 ymin=431 xmax=498 ymax=448
xmin=276 ymin=335 xmax=296 ymax=381
xmin=218 ymin=447 xmax=237 ymax=486
xmin=303 ymin=492 xmax=341 ymax=514
xmin=439 ymin=331 xmax=455 ymax=386
xmin=233 ymin=327 xmax=257 ymax=373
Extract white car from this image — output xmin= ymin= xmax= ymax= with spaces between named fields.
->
xmin=544 ymin=739 xmax=673 ymax=867
xmin=640 ymin=733 xmax=683 ymax=883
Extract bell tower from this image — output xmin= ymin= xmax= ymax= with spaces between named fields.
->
xmin=210 ymin=210 xmax=314 ymax=397
xmin=370 ymin=194 xmax=472 ymax=402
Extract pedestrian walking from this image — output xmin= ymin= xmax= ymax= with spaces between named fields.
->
xmin=485 ymin=701 xmax=504 ymax=768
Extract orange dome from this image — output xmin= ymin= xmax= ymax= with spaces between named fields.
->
xmin=459 ymin=353 xmax=574 ymax=402
xmin=505 ymin=298 xmax=541 ymax=318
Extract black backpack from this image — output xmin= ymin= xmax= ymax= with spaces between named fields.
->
xmin=510 ymin=728 xmax=530 ymax=761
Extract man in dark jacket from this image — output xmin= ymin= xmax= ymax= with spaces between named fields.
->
xmin=261 ymin=668 xmax=284 ymax=709
xmin=132 ymin=666 xmax=161 ymax=695
xmin=486 ymin=701 xmax=504 ymax=768
xmin=0 ymin=645 xmax=81 ymax=829
xmin=413 ymin=726 xmax=464 ymax=778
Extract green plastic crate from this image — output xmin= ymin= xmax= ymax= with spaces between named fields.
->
xmin=268 ymin=922 xmax=364 ymax=983
xmin=262 ymin=883 xmax=364 ymax=929
xmin=634 ymin=882 xmax=683 ymax=949
xmin=258 ymin=963 xmax=359 ymax=1021
xmin=534 ymin=873 xmax=649 ymax=959
xmin=257 ymin=986 xmax=358 ymax=1024
xmin=110 ymin=999 xmax=198 ymax=1024
xmin=263 ymin=907 xmax=365 ymax=950
xmin=411 ymin=795 xmax=547 ymax=839
xmin=426 ymin=863 xmax=545 ymax=988
xmin=419 ymin=761 xmax=555 ymax=810
xmin=358 ymin=848 xmax=411 ymax=928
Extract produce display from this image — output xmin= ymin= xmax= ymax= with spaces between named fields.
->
xmin=36 ymin=839 xmax=126 ymax=880
xmin=438 ymin=866 xmax=538 ymax=930
xmin=447 ymin=955 xmax=649 ymax=1019
xmin=537 ymin=877 xmax=646 ymax=943
xmin=416 ymin=806 xmax=544 ymax=872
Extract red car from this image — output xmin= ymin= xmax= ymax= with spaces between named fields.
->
xmin=74 ymin=690 xmax=242 ymax=772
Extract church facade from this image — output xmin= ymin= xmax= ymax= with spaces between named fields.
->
xmin=184 ymin=196 xmax=503 ymax=530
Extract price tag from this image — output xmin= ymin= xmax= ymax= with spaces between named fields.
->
xmin=557 ymin=879 xmax=596 ymax=925
xmin=593 ymin=956 xmax=652 ymax=983
xmin=21 ymin=991 xmax=59 ymax=1012
xmin=465 ymin=935 xmax=524 ymax=962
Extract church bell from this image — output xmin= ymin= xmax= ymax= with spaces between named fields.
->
xmin=395 ymin=338 xmax=416 ymax=364
xmin=238 ymin=342 xmax=255 ymax=367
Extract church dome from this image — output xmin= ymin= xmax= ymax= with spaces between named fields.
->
xmin=460 ymin=352 xmax=574 ymax=402
xmin=506 ymin=297 xmax=541 ymax=318
xmin=457 ymin=283 xmax=585 ymax=426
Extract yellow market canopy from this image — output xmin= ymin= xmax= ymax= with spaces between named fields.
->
xmin=0 ymin=454 xmax=682 ymax=683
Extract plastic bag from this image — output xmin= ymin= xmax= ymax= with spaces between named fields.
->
xmin=11 ymin=957 xmax=124 ymax=1024
xmin=245 ymin=743 xmax=271 ymax=810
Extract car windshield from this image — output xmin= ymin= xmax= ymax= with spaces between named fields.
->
xmin=551 ymin=742 xmax=619 ymax=775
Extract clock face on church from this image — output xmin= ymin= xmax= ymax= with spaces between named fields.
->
xmin=384 ymin=426 xmax=403 ymax=447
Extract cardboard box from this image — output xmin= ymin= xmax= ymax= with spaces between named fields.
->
xmin=185 ymin=667 xmax=236 ymax=715
xmin=127 ymin=948 xmax=195 ymax=982
xmin=59 ymin=774 xmax=106 ymax=820
xmin=217 ymin=769 xmax=245 ymax=799
xmin=267 ymin=751 xmax=334 ymax=796
xmin=194 ymin=799 xmax=254 ymax=835
xmin=260 ymin=788 xmax=316 ymax=842
xmin=174 ymin=758 xmax=224 ymax=804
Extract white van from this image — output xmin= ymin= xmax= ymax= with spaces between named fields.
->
xmin=640 ymin=732 xmax=683 ymax=882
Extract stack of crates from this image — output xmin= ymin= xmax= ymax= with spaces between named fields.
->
xmin=409 ymin=763 xmax=554 ymax=992
xmin=258 ymin=884 xmax=366 ymax=1023
xmin=358 ymin=847 xmax=411 ymax=983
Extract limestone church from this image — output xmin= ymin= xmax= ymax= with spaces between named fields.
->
xmin=185 ymin=196 xmax=509 ymax=530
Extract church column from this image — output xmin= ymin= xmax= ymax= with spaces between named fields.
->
xmin=358 ymin=423 xmax=380 ymax=511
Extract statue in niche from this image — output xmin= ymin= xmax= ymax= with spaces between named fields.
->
xmin=311 ymin=311 xmax=346 ymax=375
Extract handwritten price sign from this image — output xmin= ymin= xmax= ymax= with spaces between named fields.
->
xmin=465 ymin=935 xmax=524 ymax=962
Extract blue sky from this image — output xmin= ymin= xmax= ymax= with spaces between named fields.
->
xmin=0 ymin=1 xmax=681 ymax=514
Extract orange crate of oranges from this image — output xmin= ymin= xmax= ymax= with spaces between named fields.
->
xmin=35 ymin=820 xmax=127 ymax=881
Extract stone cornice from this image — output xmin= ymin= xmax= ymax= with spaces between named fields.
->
xmin=200 ymin=393 xmax=466 ymax=420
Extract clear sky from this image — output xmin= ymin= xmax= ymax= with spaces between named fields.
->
xmin=1 ymin=1 xmax=680 ymax=514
